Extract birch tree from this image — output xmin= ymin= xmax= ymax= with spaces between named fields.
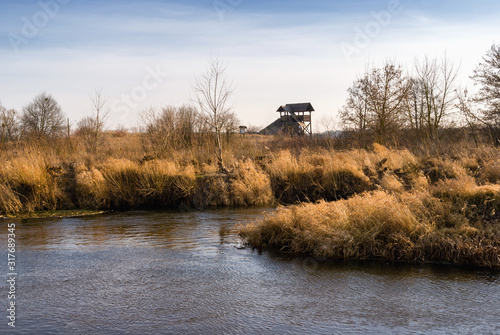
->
xmin=193 ymin=57 xmax=235 ymax=172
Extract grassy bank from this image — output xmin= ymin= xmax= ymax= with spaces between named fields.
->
xmin=1 ymin=134 xmax=500 ymax=269
xmin=0 ymin=146 xmax=274 ymax=214
xmin=1 ymin=136 xmax=499 ymax=213
xmin=239 ymin=142 xmax=500 ymax=268
xmin=239 ymin=190 xmax=500 ymax=268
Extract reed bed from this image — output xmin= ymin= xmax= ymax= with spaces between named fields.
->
xmin=2 ymin=136 xmax=500 ymax=268
xmin=264 ymin=149 xmax=371 ymax=203
xmin=237 ymin=140 xmax=500 ymax=269
xmin=0 ymin=148 xmax=66 ymax=213
xmin=0 ymin=141 xmax=275 ymax=213
xmin=1 ymin=135 xmax=499 ymax=221
xmin=239 ymin=190 xmax=500 ymax=268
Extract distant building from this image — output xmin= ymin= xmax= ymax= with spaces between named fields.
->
xmin=260 ymin=102 xmax=314 ymax=136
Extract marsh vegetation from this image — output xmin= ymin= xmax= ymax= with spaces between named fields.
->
xmin=2 ymin=48 xmax=500 ymax=267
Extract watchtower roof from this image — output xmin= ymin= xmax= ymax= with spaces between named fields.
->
xmin=276 ymin=103 xmax=315 ymax=113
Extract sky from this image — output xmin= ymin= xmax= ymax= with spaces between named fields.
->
xmin=1 ymin=0 xmax=500 ymax=131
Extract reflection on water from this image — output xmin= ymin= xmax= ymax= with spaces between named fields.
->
xmin=1 ymin=209 xmax=499 ymax=335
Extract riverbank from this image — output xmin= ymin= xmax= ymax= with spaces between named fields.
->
xmin=2 ymin=138 xmax=499 ymax=215
xmin=237 ymin=142 xmax=500 ymax=269
xmin=0 ymin=209 xmax=106 ymax=220
xmin=239 ymin=188 xmax=500 ymax=269
xmin=1 ymin=137 xmax=500 ymax=268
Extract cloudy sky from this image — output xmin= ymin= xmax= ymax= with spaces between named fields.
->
xmin=1 ymin=0 xmax=499 ymax=130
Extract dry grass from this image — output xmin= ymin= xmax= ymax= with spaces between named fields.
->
xmin=0 ymin=147 xmax=65 ymax=213
xmin=238 ymin=141 xmax=500 ymax=269
xmin=231 ymin=159 xmax=273 ymax=206
xmin=193 ymin=159 xmax=273 ymax=207
xmin=240 ymin=190 xmax=500 ymax=268
xmin=75 ymin=166 xmax=108 ymax=208
xmin=264 ymin=149 xmax=371 ymax=203
xmin=1 ymin=135 xmax=499 ymax=217
xmin=96 ymin=158 xmax=196 ymax=209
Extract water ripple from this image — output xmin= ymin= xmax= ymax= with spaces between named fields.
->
xmin=1 ymin=209 xmax=498 ymax=334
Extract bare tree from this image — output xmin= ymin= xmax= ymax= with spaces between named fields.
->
xmin=340 ymin=62 xmax=410 ymax=144
xmin=471 ymin=43 xmax=500 ymax=145
xmin=176 ymin=104 xmax=198 ymax=147
xmin=21 ymin=93 xmax=65 ymax=139
xmin=367 ymin=63 xmax=411 ymax=143
xmin=339 ymin=79 xmax=369 ymax=135
xmin=77 ymin=88 xmax=109 ymax=154
xmin=456 ymin=88 xmax=483 ymax=147
xmin=139 ymin=104 xmax=202 ymax=158
xmin=139 ymin=106 xmax=176 ymax=158
xmin=0 ymin=103 xmax=19 ymax=146
xmin=193 ymin=57 xmax=235 ymax=173
xmin=408 ymin=55 xmax=459 ymax=140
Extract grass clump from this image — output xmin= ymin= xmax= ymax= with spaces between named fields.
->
xmin=194 ymin=159 xmax=273 ymax=207
xmin=75 ymin=166 xmax=108 ymax=209
xmin=0 ymin=148 xmax=65 ymax=213
xmin=240 ymin=190 xmax=500 ymax=269
xmin=99 ymin=158 xmax=196 ymax=209
xmin=231 ymin=159 xmax=273 ymax=206
xmin=264 ymin=150 xmax=371 ymax=203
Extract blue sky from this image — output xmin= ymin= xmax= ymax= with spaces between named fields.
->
xmin=1 ymin=0 xmax=500 ymax=130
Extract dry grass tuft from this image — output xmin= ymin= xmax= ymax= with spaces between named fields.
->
xmin=379 ymin=173 xmax=405 ymax=193
xmin=75 ymin=167 xmax=108 ymax=208
xmin=240 ymin=190 xmax=500 ymax=268
xmin=0 ymin=148 xmax=64 ymax=213
xmin=231 ymin=159 xmax=273 ymax=206
xmin=0 ymin=183 xmax=22 ymax=214
xmin=194 ymin=160 xmax=273 ymax=207
xmin=264 ymin=150 xmax=371 ymax=203
xmin=481 ymin=159 xmax=500 ymax=184
xmin=97 ymin=158 xmax=196 ymax=209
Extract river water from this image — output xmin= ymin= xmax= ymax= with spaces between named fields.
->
xmin=1 ymin=209 xmax=499 ymax=334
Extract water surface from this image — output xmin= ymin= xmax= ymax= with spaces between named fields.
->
xmin=1 ymin=209 xmax=499 ymax=334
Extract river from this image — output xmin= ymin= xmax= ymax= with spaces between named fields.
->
xmin=1 ymin=209 xmax=499 ymax=334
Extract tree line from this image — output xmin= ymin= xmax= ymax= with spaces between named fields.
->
xmin=0 ymin=58 xmax=239 ymax=171
xmin=2 ymin=44 xmax=499 ymax=157
xmin=339 ymin=43 xmax=500 ymax=146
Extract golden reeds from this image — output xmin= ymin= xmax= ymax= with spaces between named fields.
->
xmin=264 ymin=149 xmax=371 ymax=203
xmin=0 ymin=147 xmax=64 ymax=213
xmin=240 ymin=190 xmax=500 ymax=268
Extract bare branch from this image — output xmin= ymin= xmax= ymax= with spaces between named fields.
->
xmin=192 ymin=57 xmax=236 ymax=172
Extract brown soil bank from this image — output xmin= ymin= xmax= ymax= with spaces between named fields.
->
xmin=239 ymin=190 xmax=500 ymax=269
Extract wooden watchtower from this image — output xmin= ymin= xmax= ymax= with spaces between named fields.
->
xmin=276 ymin=102 xmax=314 ymax=136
